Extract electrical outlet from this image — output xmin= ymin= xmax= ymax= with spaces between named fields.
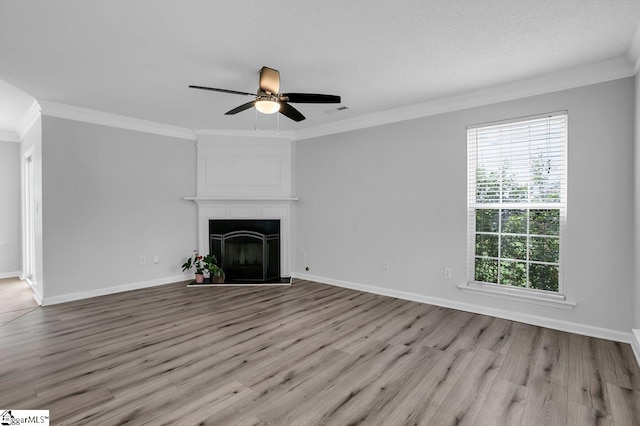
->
xmin=140 ymin=256 xmax=146 ymax=265
xmin=153 ymin=255 xmax=160 ymax=264
xmin=443 ymin=267 xmax=452 ymax=279
xmin=383 ymin=261 xmax=390 ymax=270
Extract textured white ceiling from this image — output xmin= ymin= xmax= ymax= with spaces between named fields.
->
xmin=1 ymin=0 xmax=639 ymax=133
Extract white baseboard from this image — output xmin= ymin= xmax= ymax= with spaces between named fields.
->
xmin=0 ymin=271 xmax=21 ymax=279
xmin=32 ymin=291 xmax=43 ymax=306
xmin=631 ymin=330 xmax=640 ymax=367
xmin=41 ymin=274 xmax=191 ymax=306
xmin=24 ymin=277 xmax=43 ymax=305
xmin=292 ymin=272 xmax=633 ymax=344
xmin=187 ymin=283 xmax=291 ymax=287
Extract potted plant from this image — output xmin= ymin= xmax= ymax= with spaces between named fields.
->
xmin=204 ymin=254 xmax=225 ymax=284
xmin=182 ymin=250 xmax=207 ymax=283
xmin=182 ymin=250 xmax=225 ymax=284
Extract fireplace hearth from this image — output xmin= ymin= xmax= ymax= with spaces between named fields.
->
xmin=209 ymin=219 xmax=282 ymax=283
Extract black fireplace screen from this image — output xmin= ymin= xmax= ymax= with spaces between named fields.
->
xmin=209 ymin=220 xmax=280 ymax=282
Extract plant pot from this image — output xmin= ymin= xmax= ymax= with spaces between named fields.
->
xmin=212 ymin=275 xmax=225 ymax=284
xmin=195 ymin=274 xmax=204 ymax=284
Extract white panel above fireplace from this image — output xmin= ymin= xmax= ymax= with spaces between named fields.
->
xmin=197 ymin=135 xmax=292 ymax=198
xmin=206 ymin=155 xmax=282 ymax=187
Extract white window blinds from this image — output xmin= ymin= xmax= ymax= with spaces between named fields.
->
xmin=468 ymin=113 xmax=567 ymax=206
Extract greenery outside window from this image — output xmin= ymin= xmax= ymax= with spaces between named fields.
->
xmin=467 ymin=112 xmax=567 ymax=294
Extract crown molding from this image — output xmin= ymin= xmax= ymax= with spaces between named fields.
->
xmin=16 ymin=100 xmax=41 ymax=141
xmin=0 ymin=129 xmax=19 ymax=142
xmin=629 ymin=21 xmax=640 ymax=74
xmin=194 ymin=128 xmax=295 ymax=140
xmin=38 ymin=100 xmax=197 ymax=141
xmin=293 ymin=55 xmax=635 ymax=141
xmin=0 ymin=100 xmax=40 ymax=142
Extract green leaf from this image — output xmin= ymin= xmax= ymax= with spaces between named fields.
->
xmin=501 ymin=235 xmax=527 ymax=260
xmin=501 ymin=209 xmax=527 ymax=234
xmin=475 ymin=258 xmax=498 ymax=283
xmin=529 ymin=264 xmax=559 ymax=291
xmin=476 ymin=209 xmax=499 ymax=232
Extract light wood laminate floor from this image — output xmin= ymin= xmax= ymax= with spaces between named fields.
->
xmin=0 ymin=277 xmax=38 ymax=325
xmin=1 ymin=279 xmax=639 ymax=425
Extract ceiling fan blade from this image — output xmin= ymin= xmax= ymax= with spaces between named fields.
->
xmin=225 ymin=101 xmax=256 ymax=115
xmin=281 ymin=93 xmax=341 ymax=104
xmin=259 ymin=67 xmax=280 ymax=94
xmin=279 ymin=102 xmax=305 ymax=122
xmin=189 ymin=85 xmax=255 ymax=97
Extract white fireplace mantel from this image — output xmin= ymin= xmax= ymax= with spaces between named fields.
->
xmin=185 ymin=197 xmax=297 ymax=278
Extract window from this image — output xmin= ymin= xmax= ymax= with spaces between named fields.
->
xmin=467 ymin=112 xmax=566 ymax=295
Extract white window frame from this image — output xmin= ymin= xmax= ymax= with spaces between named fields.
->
xmin=463 ymin=111 xmax=572 ymax=307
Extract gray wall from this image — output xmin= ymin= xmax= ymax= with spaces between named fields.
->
xmin=41 ymin=116 xmax=196 ymax=299
xmin=295 ymin=77 xmax=635 ymax=334
xmin=0 ymin=139 xmax=21 ymax=275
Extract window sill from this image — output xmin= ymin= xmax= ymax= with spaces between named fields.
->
xmin=458 ymin=282 xmax=576 ymax=310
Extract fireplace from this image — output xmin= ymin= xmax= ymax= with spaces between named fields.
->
xmin=209 ymin=219 xmax=281 ymax=283
xmin=186 ymin=197 xmax=295 ymax=285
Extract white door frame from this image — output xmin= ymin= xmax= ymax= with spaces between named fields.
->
xmin=22 ymin=147 xmax=35 ymax=285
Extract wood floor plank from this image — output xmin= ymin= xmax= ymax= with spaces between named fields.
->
xmin=426 ymin=348 xmax=502 ymax=425
xmin=471 ymin=316 xmax=517 ymax=354
xmin=568 ymin=333 xmax=610 ymax=412
xmin=143 ymin=380 xmax=252 ymax=426
xmin=531 ymin=328 xmax=570 ymax=386
xmin=201 ymin=348 xmax=358 ymax=425
xmin=0 ymin=384 xmax=38 ymax=408
xmin=0 ymin=278 xmax=38 ymax=315
xmin=606 ymin=382 xmax=640 ymax=425
xmin=374 ymin=348 xmax=476 ymax=424
xmin=36 ymin=385 xmax=115 ymax=422
xmin=471 ymin=379 xmax=527 ymax=426
xmin=0 ymin=308 xmax=37 ymax=325
xmin=383 ymin=304 xmax=450 ymax=347
xmin=520 ymin=379 xmax=568 ymax=426
xmin=567 ymin=402 xmax=613 ymax=426
xmin=271 ymin=342 xmax=416 ymax=425
xmin=497 ymin=322 xmax=543 ymax=387
xmin=0 ymin=279 xmax=638 ymax=425
xmin=597 ymin=339 xmax=640 ymax=391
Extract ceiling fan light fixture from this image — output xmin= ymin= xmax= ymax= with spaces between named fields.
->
xmin=255 ymin=97 xmax=280 ymax=114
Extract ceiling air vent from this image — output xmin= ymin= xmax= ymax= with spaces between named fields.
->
xmin=323 ymin=106 xmax=349 ymax=114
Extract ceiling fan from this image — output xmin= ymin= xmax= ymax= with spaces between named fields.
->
xmin=189 ymin=66 xmax=341 ymax=122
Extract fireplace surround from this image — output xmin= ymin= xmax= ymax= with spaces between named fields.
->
xmin=185 ymin=197 xmax=296 ymax=285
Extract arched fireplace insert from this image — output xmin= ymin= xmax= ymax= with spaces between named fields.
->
xmin=209 ymin=219 xmax=280 ymax=283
